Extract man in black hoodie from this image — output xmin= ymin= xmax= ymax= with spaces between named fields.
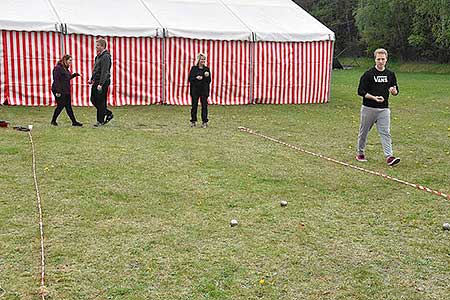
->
xmin=89 ymin=38 xmax=113 ymax=126
xmin=356 ymin=48 xmax=400 ymax=166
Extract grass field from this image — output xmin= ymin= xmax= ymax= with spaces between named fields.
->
xmin=1 ymin=65 xmax=450 ymax=300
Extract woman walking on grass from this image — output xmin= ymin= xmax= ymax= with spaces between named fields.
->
xmin=189 ymin=53 xmax=211 ymax=128
xmin=51 ymin=54 xmax=83 ymax=127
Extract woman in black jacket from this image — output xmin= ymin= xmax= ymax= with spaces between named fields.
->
xmin=51 ymin=54 xmax=82 ymax=126
xmin=188 ymin=53 xmax=211 ymax=128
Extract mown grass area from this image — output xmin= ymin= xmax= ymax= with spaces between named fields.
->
xmin=1 ymin=65 xmax=450 ymax=300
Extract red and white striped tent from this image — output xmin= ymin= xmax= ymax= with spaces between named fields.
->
xmin=0 ymin=0 xmax=335 ymax=106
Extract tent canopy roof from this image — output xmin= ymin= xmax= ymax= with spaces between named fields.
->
xmin=222 ymin=0 xmax=335 ymax=42
xmin=0 ymin=0 xmax=334 ymax=42
xmin=52 ymin=0 xmax=161 ymax=37
xmin=0 ymin=0 xmax=58 ymax=32
xmin=140 ymin=0 xmax=253 ymax=41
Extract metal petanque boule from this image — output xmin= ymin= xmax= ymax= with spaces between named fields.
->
xmin=280 ymin=200 xmax=288 ymax=207
xmin=443 ymin=223 xmax=450 ymax=230
xmin=230 ymin=219 xmax=238 ymax=227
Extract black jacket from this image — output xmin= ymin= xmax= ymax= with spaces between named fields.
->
xmin=90 ymin=50 xmax=111 ymax=86
xmin=51 ymin=62 xmax=78 ymax=94
xmin=188 ymin=65 xmax=211 ymax=96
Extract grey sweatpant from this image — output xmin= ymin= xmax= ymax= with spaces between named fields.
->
xmin=357 ymin=105 xmax=393 ymax=157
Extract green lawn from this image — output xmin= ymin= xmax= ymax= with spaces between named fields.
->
xmin=1 ymin=66 xmax=450 ymax=300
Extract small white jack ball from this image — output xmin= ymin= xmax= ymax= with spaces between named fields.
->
xmin=280 ymin=200 xmax=288 ymax=207
xmin=230 ymin=219 xmax=238 ymax=227
xmin=443 ymin=223 xmax=450 ymax=230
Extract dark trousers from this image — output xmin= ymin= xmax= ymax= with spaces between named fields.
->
xmin=190 ymin=94 xmax=208 ymax=123
xmin=90 ymin=80 xmax=112 ymax=123
xmin=51 ymin=93 xmax=77 ymax=124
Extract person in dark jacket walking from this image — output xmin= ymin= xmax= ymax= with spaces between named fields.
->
xmin=189 ymin=53 xmax=211 ymax=128
xmin=88 ymin=38 xmax=113 ymax=127
xmin=356 ymin=48 xmax=400 ymax=166
xmin=50 ymin=54 xmax=82 ymax=126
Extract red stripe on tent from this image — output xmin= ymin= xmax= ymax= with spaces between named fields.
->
xmin=137 ymin=37 xmax=142 ymax=105
xmin=150 ymin=38 xmax=154 ymax=105
xmin=1 ymin=31 xmax=10 ymax=103
xmin=113 ymin=36 xmax=119 ymax=106
xmin=83 ymin=35 xmax=90 ymax=106
xmin=316 ymin=41 xmax=321 ymax=103
xmin=33 ymin=32 xmax=41 ymax=105
xmin=15 ymin=32 xmax=23 ymax=105
xmin=276 ymin=42 xmax=282 ymax=104
xmin=46 ymin=32 xmax=52 ymax=106
xmin=51 ymin=32 xmax=58 ymax=105
xmin=7 ymin=32 xmax=15 ymax=105
xmin=0 ymin=31 xmax=4 ymax=103
xmin=263 ymin=42 xmax=269 ymax=104
xmin=75 ymin=34 xmax=80 ymax=105
xmin=318 ymin=41 xmax=323 ymax=102
xmin=28 ymin=32 xmax=36 ymax=105
xmin=117 ymin=37 xmax=123 ymax=106
xmin=282 ymin=42 xmax=288 ymax=103
xmin=312 ymin=41 xmax=317 ymax=103
xmin=132 ymin=37 xmax=137 ymax=105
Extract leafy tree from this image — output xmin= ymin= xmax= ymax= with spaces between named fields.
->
xmin=293 ymin=0 xmax=361 ymax=56
xmin=355 ymin=0 xmax=415 ymax=59
xmin=294 ymin=0 xmax=450 ymax=62
xmin=409 ymin=0 xmax=450 ymax=62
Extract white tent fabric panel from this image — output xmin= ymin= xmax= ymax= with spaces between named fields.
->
xmin=222 ymin=0 xmax=335 ymax=42
xmin=2 ymin=31 xmax=61 ymax=106
xmin=0 ymin=0 xmax=59 ymax=32
xmin=165 ymin=38 xmax=251 ymax=105
xmin=51 ymin=0 xmax=161 ymax=37
xmin=140 ymin=0 xmax=253 ymax=41
xmin=252 ymin=40 xmax=333 ymax=104
xmin=64 ymin=34 xmax=162 ymax=106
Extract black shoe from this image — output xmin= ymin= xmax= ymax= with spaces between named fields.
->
xmin=72 ymin=122 xmax=83 ymax=127
xmin=201 ymin=122 xmax=208 ymax=128
xmin=51 ymin=121 xmax=58 ymax=126
xmin=104 ymin=113 xmax=114 ymax=124
xmin=190 ymin=121 xmax=196 ymax=127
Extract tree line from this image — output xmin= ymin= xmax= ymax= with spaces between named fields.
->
xmin=294 ymin=0 xmax=450 ymax=62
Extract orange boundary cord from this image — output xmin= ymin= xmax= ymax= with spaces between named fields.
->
xmin=239 ymin=127 xmax=450 ymax=200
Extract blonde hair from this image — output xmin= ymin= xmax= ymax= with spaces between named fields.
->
xmin=196 ymin=53 xmax=207 ymax=66
xmin=96 ymin=38 xmax=107 ymax=48
xmin=374 ymin=48 xmax=388 ymax=58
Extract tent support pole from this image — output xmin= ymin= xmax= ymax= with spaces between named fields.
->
xmin=161 ymin=31 xmax=166 ymax=105
xmin=59 ymin=24 xmax=65 ymax=57
xmin=249 ymin=33 xmax=255 ymax=104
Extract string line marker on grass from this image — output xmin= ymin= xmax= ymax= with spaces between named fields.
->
xmin=238 ymin=126 xmax=450 ymax=201
xmin=28 ymin=130 xmax=48 ymax=300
